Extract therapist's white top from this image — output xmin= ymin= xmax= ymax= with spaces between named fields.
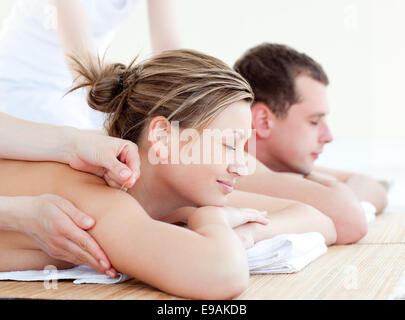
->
xmin=0 ymin=0 xmax=141 ymax=129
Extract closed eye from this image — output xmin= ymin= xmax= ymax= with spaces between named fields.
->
xmin=224 ymin=144 xmax=236 ymax=151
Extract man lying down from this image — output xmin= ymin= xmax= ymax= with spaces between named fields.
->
xmin=233 ymin=43 xmax=389 ymax=245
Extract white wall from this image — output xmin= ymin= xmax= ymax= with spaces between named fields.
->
xmin=1 ymin=0 xmax=404 ymax=139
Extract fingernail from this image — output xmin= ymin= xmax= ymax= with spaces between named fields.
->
xmin=130 ymin=176 xmax=136 ymax=185
xmin=120 ymin=169 xmax=131 ymax=179
xmin=100 ymin=260 xmax=109 ymax=270
xmin=82 ymin=217 xmax=94 ymax=228
xmin=106 ymin=270 xmax=115 ymax=278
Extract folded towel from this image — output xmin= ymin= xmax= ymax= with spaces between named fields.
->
xmin=361 ymin=201 xmax=377 ymax=224
xmin=0 ymin=233 xmax=327 ymax=283
xmin=0 ymin=265 xmax=132 ymax=284
xmin=246 ymin=232 xmax=327 ymax=274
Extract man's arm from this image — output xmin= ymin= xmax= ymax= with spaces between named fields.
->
xmin=160 ymin=191 xmax=337 ymax=247
xmin=314 ymin=166 xmax=388 ymax=214
xmin=236 ymin=154 xmax=367 ymax=245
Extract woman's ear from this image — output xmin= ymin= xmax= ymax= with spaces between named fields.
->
xmin=147 ymin=116 xmax=170 ymax=163
xmin=251 ymin=102 xmax=275 ymax=139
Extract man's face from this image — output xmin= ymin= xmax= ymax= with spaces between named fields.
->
xmin=263 ymin=75 xmax=333 ymax=174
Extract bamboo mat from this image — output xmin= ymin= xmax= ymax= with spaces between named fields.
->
xmin=358 ymin=210 xmax=405 ymax=245
xmin=0 ymin=211 xmax=404 ymax=300
xmin=239 ymin=244 xmax=405 ymax=300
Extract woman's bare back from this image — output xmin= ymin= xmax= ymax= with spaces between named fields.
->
xmin=0 ymin=159 xmax=104 ymax=271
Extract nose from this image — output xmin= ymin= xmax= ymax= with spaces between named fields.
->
xmin=227 ymin=153 xmax=249 ymax=177
xmin=319 ymin=122 xmax=333 ymax=144
xmin=228 ymin=164 xmax=249 ymax=177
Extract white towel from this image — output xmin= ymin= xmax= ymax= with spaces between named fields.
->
xmin=246 ymin=232 xmax=328 ymax=274
xmin=0 ymin=232 xmax=327 ymax=283
xmin=360 ymin=201 xmax=377 ymax=224
xmin=0 ymin=265 xmax=132 ymax=284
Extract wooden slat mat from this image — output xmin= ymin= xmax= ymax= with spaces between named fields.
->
xmin=238 ymin=244 xmax=405 ymax=300
xmin=358 ymin=211 xmax=405 ymax=244
xmin=0 ymin=244 xmax=403 ymax=300
xmin=0 ymin=278 xmax=177 ymax=300
xmin=0 ymin=211 xmax=404 ymax=300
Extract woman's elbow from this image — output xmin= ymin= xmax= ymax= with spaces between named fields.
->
xmin=199 ymin=250 xmax=249 ymax=299
xmin=215 ymin=270 xmax=249 ymax=300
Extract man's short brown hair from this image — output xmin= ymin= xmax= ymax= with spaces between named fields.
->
xmin=234 ymin=43 xmax=329 ymax=117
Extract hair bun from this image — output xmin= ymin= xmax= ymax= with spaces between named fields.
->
xmin=87 ymin=62 xmax=127 ymax=114
xmin=67 ymin=54 xmax=128 ymax=114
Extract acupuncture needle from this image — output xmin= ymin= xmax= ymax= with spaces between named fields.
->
xmin=117 ymin=179 xmax=129 ymax=193
xmin=116 ymin=173 xmax=136 ymax=194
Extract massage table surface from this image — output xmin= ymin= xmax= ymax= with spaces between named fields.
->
xmin=0 ymin=210 xmax=404 ymax=300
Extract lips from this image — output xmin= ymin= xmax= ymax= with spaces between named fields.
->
xmin=311 ymin=150 xmax=323 ymax=159
xmin=216 ymin=179 xmax=235 ymax=194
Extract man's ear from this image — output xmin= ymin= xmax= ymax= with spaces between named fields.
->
xmin=251 ymin=102 xmax=275 ymax=139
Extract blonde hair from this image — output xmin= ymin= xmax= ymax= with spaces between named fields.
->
xmin=69 ymin=49 xmax=254 ymax=143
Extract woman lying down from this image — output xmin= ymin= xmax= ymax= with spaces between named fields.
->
xmin=0 ymin=49 xmax=336 ymax=299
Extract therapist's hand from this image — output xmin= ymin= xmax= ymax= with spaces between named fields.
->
xmin=67 ymin=129 xmax=140 ymax=191
xmin=11 ymin=194 xmax=116 ymax=278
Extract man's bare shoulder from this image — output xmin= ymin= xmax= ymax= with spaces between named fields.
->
xmin=312 ymin=165 xmax=353 ymax=182
xmin=238 ymin=155 xmax=305 ymax=191
xmin=236 ymin=156 xmax=343 ymax=202
xmin=227 ymin=190 xmax=298 ymax=211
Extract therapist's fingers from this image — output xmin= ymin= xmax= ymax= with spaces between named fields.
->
xmin=55 ymin=198 xmax=113 ymax=271
xmin=55 ymin=195 xmax=96 ymax=230
xmin=63 ymin=238 xmax=117 ymax=278
xmin=103 ymin=142 xmax=140 ymax=189
xmin=116 ymin=142 xmax=140 ymax=186
xmin=104 ymin=172 xmax=127 ymax=191
xmin=69 ymin=155 xmax=106 ymax=178
xmin=119 ymin=143 xmax=141 ymax=183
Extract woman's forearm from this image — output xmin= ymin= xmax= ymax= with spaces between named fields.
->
xmin=93 ymin=199 xmax=249 ymax=299
xmin=164 ymin=206 xmax=249 ymax=298
xmin=0 ymin=113 xmax=74 ymax=163
xmin=188 ymin=206 xmax=249 ymax=274
xmin=226 ymin=191 xmax=337 ymax=246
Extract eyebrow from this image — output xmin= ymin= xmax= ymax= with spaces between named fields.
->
xmin=223 ymin=130 xmax=248 ymax=140
xmin=233 ymin=130 xmax=250 ymax=140
xmin=308 ymin=112 xmax=327 ymax=118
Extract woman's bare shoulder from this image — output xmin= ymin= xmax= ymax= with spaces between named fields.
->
xmin=49 ymin=165 xmax=148 ymax=222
